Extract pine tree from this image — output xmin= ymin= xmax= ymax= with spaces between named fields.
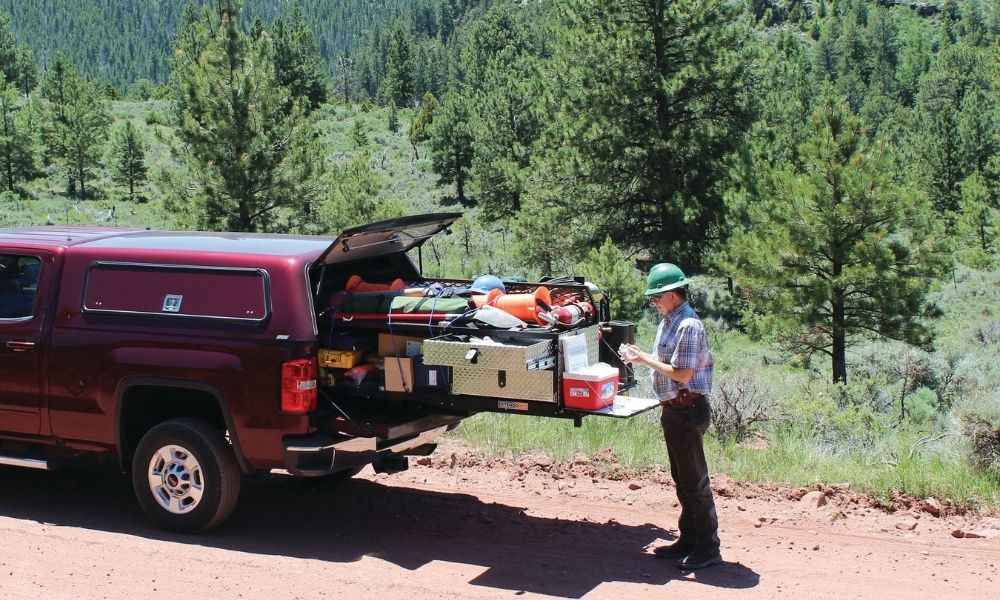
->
xmin=39 ymin=54 xmax=109 ymax=199
xmin=109 ymin=121 xmax=148 ymax=202
xmin=273 ymin=3 xmax=328 ymax=114
xmin=408 ymin=91 xmax=438 ymax=160
xmin=60 ymin=74 xmax=111 ymax=199
xmin=725 ymin=96 xmax=949 ymax=384
xmin=0 ymin=13 xmax=17 ymax=86
xmin=428 ymin=91 xmax=474 ymax=206
xmin=573 ymin=237 xmax=646 ymax=322
xmin=384 ymin=25 xmax=414 ymax=107
xmin=958 ymin=88 xmax=998 ymax=176
xmin=38 ymin=52 xmax=72 ymax=163
xmin=955 ymin=171 xmax=998 ymax=268
xmin=14 ymin=46 xmax=37 ymax=95
xmin=171 ymin=0 xmax=325 ymax=232
xmin=0 ymin=84 xmax=36 ymax=192
xmin=351 ymin=119 xmax=369 ymax=148
xmin=462 ymin=3 xmax=542 ymax=222
xmin=387 ymin=103 xmax=399 ymax=133
xmin=470 ymin=54 xmax=542 ymax=221
xmin=316 ymin=152 xmax=401 ymax=235
xmin=545 ymin=0 xmax=758 ymax=268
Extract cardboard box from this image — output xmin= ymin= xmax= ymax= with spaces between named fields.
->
xmin=378 ymin=333 xmax=424 ymax=357
xmin=384 ymin=356 xmax=414 ymax=392
xmin=384 ymin=355 xmax=451 ymax=393
xmin=562 ymin=363 xmax=619 ymax=410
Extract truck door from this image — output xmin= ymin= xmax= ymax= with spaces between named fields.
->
xmin=0 ymin=251 xmax=47 ymax=435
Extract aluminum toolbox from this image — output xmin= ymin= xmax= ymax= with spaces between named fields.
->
xmin=452 ymin=366 xmax=555 ymax=402
xmin=423 ymin=333 xmax=555 ymax=371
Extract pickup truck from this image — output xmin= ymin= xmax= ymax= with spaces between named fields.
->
xmin=0 ymin=213 xmax=658 ymax=532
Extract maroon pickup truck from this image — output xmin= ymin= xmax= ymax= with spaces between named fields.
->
xmin=0 ymin=213 xmax=657 ymax=532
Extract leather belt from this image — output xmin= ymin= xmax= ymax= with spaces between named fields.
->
xmin=661 ymin=389 xmax=703 ymax=408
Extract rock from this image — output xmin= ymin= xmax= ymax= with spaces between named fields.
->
xmin=799 ymin=491 xmax=828 ymax=509
xmin=572 ymin=453 xmax=590 ymax=466
xmin=416 ymin=457 xmax=432 ymax=466
xmin=922 ymin=497 xmax=943 ymax=516
xmin=961 ymin=530 xmax=986 ymax=539
xmin=895 ymin=520 xmax=918 ymax=531
xmin=628 ymin=482 xmax=643 ymax=491
xmin=812 ymin=544 xmax=820 ymax=551
xmin=737 ymin=504 xmax=746 ymax=512
xmin=534 ymin=455 xmax=553 ymax=468
xmin=952 ymin=530 xmax=966 ymax=538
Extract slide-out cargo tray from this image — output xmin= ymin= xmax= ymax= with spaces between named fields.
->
xmin=335 ymin=388 xmax=661 ymax=423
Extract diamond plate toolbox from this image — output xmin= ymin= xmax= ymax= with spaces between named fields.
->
xmin=423 ymin=335 xmax=554 ymax=371
xmin=452 ymin=367 xmax=555 ymax=402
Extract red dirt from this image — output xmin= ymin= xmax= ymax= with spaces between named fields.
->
xmin=1 ymin=438 xmax=998 ymax=599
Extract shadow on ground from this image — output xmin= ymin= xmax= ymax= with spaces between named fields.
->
xmin=0 ymin=464 xmax=759 ymax=597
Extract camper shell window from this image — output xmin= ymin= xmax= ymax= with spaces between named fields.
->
xmin=83 ymin=262 xmax=270 ymax=323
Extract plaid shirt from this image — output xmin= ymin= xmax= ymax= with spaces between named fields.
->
xmin=651 ymin=301 xmax=714 ymax=401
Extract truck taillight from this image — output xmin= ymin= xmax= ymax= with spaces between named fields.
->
xmin=281 ymin=358 xmax=318 ymax=415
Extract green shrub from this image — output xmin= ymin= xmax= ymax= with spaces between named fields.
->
xmin=956 ymin=396 xmax=1000 ymax=475
xmin=901 ymin=387 xmax=939 ymax=426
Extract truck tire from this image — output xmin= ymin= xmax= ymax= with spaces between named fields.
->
xmin=131 ymin=418 xmax=241 ymax=533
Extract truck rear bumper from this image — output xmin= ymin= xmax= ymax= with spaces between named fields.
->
xmin=282 ymin=417 xmax=461 ymax=477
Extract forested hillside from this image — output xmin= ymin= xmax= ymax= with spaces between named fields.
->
xmin=1 ymin=0 xmax=490 ymax=97
xmin=1 ymin=0 xmax=999 ymax=506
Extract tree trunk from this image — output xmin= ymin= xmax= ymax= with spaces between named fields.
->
xmin=78 ymin=159 xmax=86 ymax=200
xmin=832 ymin=285 xmax=847 ymax=384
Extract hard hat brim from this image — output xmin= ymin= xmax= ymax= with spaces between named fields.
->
xmin=643 ymin=278 xmax=693 ymax=296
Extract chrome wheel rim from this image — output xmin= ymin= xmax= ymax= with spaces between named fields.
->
xmin=147 ymin=444 xmax=204 ymax=514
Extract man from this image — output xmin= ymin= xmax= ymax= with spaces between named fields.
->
xmin=619 ymin=263 xmax=721 ymax=569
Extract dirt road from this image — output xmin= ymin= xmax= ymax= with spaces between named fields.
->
xmin=2 ymin=439 xmax=998 ymax=599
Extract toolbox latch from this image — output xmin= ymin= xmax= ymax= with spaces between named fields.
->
xmin=497 ymin=370 xmax=507 ymax=388
xmin=464 ymin=347 xmax=480 ymax=364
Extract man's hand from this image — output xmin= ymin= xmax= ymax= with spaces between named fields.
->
xmin=618 ymin=343 xmax=651 ymax=366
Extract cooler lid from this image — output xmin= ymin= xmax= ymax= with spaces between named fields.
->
xmin=564 ymin=362 xmax=619 ymax=380
xmin=317 ymin=212 xmax=462 ymax=266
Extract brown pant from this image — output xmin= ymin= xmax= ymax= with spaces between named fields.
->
xmin=661 ymin=395 xmax=720 ymax=553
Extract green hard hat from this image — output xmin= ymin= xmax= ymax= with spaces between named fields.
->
xmin=644 ymin=263 xmax=693 ymax=296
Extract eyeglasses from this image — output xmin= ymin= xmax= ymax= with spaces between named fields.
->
xmin=648 ymin=293 xmax=667 ymax=305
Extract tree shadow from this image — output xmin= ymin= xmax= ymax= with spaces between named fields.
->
xmin=0 ymin=464 xmax=759 ymax=597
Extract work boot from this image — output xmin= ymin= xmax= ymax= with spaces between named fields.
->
xmin=676 ymin=548 xmax=723 ymax=570
xmin=652 ymin=539 xmax=694 ymax=559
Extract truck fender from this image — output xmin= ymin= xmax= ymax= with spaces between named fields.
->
xmin=114 ymin=377 xmax=250 ymax=473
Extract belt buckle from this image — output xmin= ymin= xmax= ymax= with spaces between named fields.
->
xmin=676 ymin=390 xmax=697 ymax=407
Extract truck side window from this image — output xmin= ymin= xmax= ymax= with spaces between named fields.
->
xmin=0 ymin=254 xmax=41 ymax=320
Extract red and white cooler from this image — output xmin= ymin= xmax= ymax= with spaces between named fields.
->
xmin=562 ymin=363 xmax=619 ymax=411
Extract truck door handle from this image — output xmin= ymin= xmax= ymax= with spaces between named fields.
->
xmin=6 ymin=341 xmax=36 ymax=351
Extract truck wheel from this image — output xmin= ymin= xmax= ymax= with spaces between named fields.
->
xmin=131 ymin=418 xmax=241 ymax=533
